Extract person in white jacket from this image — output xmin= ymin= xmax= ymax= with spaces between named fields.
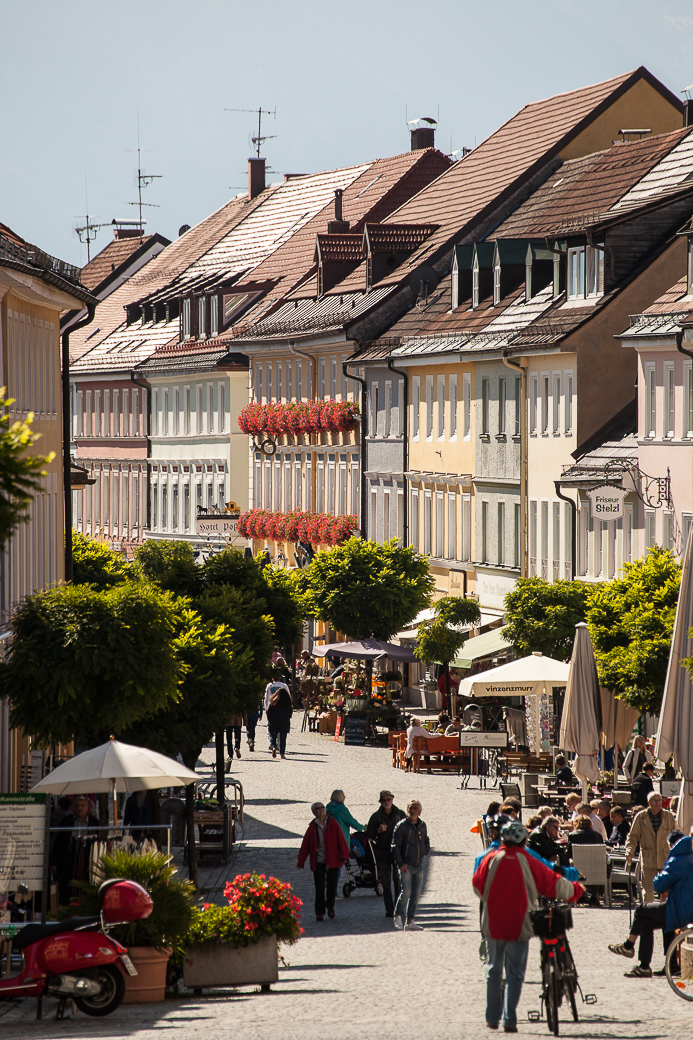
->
xmin=623 ymin=735 xmax=654 ymax=783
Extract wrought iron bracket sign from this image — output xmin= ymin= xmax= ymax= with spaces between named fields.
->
xmin=252 ymin=437 xmax=277 ymax=457
xmin=596 ymin=459 xmax=671 ymax=510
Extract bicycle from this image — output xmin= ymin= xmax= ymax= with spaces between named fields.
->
xmin=528 ymin=901 xmax=597 ymax=1035
xmin=665 ymin=924 xmax=693 ymax=1000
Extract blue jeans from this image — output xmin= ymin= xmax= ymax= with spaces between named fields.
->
xmin=269 ymin=730 xmax=287 ymax=754
xmin=394 ymin=864 xmax=424 ymax=922
xmin=485 ymin=938 xmax=529 ymax=1028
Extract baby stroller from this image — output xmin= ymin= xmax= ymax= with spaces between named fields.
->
xmin=342 ymin=833 xmax=384 ymax=898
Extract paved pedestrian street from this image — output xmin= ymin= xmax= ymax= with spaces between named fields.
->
xmin=2 ymin=726 xmax=691 ymax=1039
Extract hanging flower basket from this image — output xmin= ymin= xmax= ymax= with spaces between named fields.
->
xmin=237 ymin=509 xmax=358 ymax=546
xmin=238 ymin=399 xmax=360 ymax=437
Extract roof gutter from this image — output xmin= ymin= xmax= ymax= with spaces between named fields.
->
xmin=675 ymin=327 xmax=693 ymax=363
xmin=130 ymin=372 xmax=152 ymax=533
xmin=387 ymin=358 xmax=408 ymax=546
xmin=342 ymin=361 xmax=368 ymax=538
xmin=62 ymin=303 xmax=96 ymax=581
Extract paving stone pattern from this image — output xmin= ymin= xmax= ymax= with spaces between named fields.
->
xmin=2 ymin=724 xmax=690 ymax=1039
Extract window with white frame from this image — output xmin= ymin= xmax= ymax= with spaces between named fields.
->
xmin=540 ymin=500 xmax=549 ymax=578
xmin=448 ymin=493 xmax=457 ymax=559
xmin=411 ymin=489 xmax=419 ymax=549
xmin=541 ymin=374 xmax=549 ymax=434
xmin=664 ymin=363 xmax=675 ymax=437
xmin=207 ymin=384 xmax=214 ymax=434
xmin=256 ymin=362 xmax=263 ymax=402
xmin=587 ymin=247 xmax=604 ymax=297
xmin=397 ymin=490 xmax=404 ymax=539
xmin=514 ymin=502 xmax=521 ymax=568
xmin=529 ymin=375 xmax=538 ymax=434
xmin=383 ymin=491 xmax=390 ymax=542
xmin=296 ymin=361 xmax=303 ymax=401
xmin=462 ymin=494 xmax=471 ymax=561
xmin=463 ymin=373 xmax=471 ymax=439
xmin=529 ymin=500 xmax=537 ymax=575
xmin=276 ymin=361 xmax=283 ymax=402
xmin=196 ymin=385 xmax=203 ymax=434
xmin=327 ymin=456 xmax=335 ymax=515
xmin=341 ymin=359 xmax=348 ymax=401
xmin=552 ymin=373 xmax=561 ymax=433
xmin=424 ymin=491 xmax=432 ymax=554
xmin=646 ymin=365 xmax=656 ymax=437
xmin=498 ymin=378 xmax=506 ymax=435
xmin=412 ymin=376 xmax=421 ymax=439
xmin=449 ymin=375 xmax=458 ymax=439
xmin=481 ymin=379 xmax=490 ymax=435
xmin=371 ymin=384 xmax=379 ymax=437
xmin=437 ymin=375 xmax=445 ymax=440
xmin=645 ymin=510 xmax=656 ymax=550
xmin=514 ymin=377 xmax=521 ymax=436
xmin=284 ymin=457 xmax=292 ymax=512
xmin=294 ymin=455 xmax=302 ymax=511
xmin=564 ymin=372 xmax=573 ymax=434
xmin=319 ymin=358 xmax=325 ymax=399
xmin=350 ymin=458 xmax=359 ymax=518
xmin=316 ymin=456 xmax=325 ymax=512
xmin=104 ymin=390 xmax=111 ymax=437
xmin=435 ymin=491 xmax=444 ymax=558
xmin=330 ymin=357 xmax=337 ymax=399
xmin=173 ymin=388 xmax=179 ymax=436
xmin=121 ymin=389 xmax=128 ymax=437
xmin=385 ymin=380 xmax=392 ymax=437
xmin=286 ymin=361 xmax=293 ymax=401
xmin=394 ymin=379 xmax=402 ymax=436
xmin=198 ymin=297 xmax=206 ymax=339
xmin=663 ymin=511 xmax=674 ymax=551
xmin=567 ymin=247 xmax=586 ymax=300
xmin=480 ymin=500 xmax=488 ymax=563
xmin=425 ymin=376 xmax=433 ymax=440
xmin=685 ymin=363 xmax=693 ymax=438
xmin=578 ymin=504 xmax=588 ymax=575
xmin=564 ymin=502 xmax=573 ymax=579
xmin=682 ymin=513 xmax=692 ymax=553
xmin=552 ymin=502 xmax=560 ymax=580
xmin=266 ymin=362 xmax=273 ymax=401
xmin=210 ymin=295 xmax=219 ymax=337
xmin=219 ymin=383 xmax=226 ymax=432
xmin=339 ymin=456 xmax=347 ymax=515
xmin=182 ymin=298 xmax=192 ymax=340
xmin=162 ymin=389 xmax=168 ymax=436
xmin=497 ymin=501 xmax=505 ymax=566
xmin=274 ymin=458 xmax=282 ymax=510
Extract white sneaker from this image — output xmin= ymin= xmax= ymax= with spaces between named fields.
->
xmin=393 ymin=916 xmax=404 ymax=931
xmin=405 ymin=921 xmax=423 ymax=930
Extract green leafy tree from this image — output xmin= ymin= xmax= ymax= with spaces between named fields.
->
xmin=588 ymin=546 xmax=681 ymax=714
xmin=1 ymin=582 xmax=185 ymax=748
xmin=135 ymin=538 xmax=203 ymax=598
xmin=72 ymin=532 xmax=132 ymax=589
xmin=0 ymin=391 xmax=55 ymax=547
xmin=415 ymin=596 xmax=482 ymax=709
xmin=503 ymin=577 xmax=593 ymax=661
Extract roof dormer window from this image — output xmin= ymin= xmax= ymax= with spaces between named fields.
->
xmin=567 ymin=245 xmax=604 ymax=300
xmin=198 ymin=296 xmax=206 ymax=340
xmin=211 ymin=294 xmax=219 ymax=336
xmin=182 ymin=298 xmax=191 ymax=340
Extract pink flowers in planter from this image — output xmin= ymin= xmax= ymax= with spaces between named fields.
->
xmin=238 ymin=399 xmax=360 ymax=437
xmin=237 ymin=509 xmax=358 ymax=546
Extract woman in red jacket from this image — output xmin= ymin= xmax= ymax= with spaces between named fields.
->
xmin=297 ymin=802 xmax=350 ymax=921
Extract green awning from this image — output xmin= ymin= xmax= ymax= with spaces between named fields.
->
xmin=453 ymin=626 xmax=512 ymax=669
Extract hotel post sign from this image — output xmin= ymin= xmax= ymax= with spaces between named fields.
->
xmin=586 ymin=484 xmax=628 ymax=521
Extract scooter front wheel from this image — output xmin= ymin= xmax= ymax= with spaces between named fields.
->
xmin=74 ymin=965 xmax=126 ymax=1017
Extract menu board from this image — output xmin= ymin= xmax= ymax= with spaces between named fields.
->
xmin=0 ymin=794 xmax=47 ymax=890
xmin=343 ymin=718 xmax=367 ymax=746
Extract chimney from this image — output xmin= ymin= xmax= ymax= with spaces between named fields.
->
xmin=327 ymin=189 xmax=350 ymax=234
xmin=410 ymin=126 xmax=435 ymax=150
xmin=248 ymin=158 xmax=265 ymax=200
xmin=685 ymin=100 xmax=693 ymax=128
xmin=113 ymin=227 xmax=144 ymax=240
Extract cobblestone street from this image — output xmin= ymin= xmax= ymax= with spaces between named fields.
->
xmin=2 ymin=725 xmax=691 ymax=1039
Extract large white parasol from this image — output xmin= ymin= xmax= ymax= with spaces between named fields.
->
xmin=560 ymin=623 xmax=603 ymax=798
xmin=458 ymin=651 xmax=569 ymax=699
xmin=655 ymin=526 xmax=693 ymax=832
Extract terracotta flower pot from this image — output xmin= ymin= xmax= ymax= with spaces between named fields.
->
xmin=123 ymin=946 xmax=172 ymax=1003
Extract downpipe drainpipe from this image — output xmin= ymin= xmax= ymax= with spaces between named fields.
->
xmin=342 ymin=361 xmax=368 ymax=539
xmin=502 ymin=351 xmax=527 ymax=577
xmin=554 ymin=481 xmax=577 ymax=581
xmin=387 ymin=358 xmax=408 ymax=546
xmin=130 ymin=373 xmax=152 ymax=533
xmin=62 ymin=304 xmax=96 ymax=582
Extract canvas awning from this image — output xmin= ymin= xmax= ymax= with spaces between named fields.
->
xmin=396 ymin=611 xmax=500 ymax=641
xmin=311 ymin=638 xmax=416 ymax=662
xmin=452 ymin=626 xmax=513 ymax=669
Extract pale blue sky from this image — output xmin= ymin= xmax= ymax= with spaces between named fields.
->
xmin=2 ymin=0 xmax=692 ymax=267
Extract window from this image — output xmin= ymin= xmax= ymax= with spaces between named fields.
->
xmin=196 ymin=385 xmax=203 ymax=434
xmin=564 ymin=503 xmax=573 ymax=578
xmin=449 ymin=375 xmax=458 ymax=439
xmin=481 ymin=500 xmax=488 ymax=563
xmin=172 ymin=388 xmax=179 ymax=437
xmin=411 ymin=490 xmax=419 ymax=549
xmin=686 ymin=364 xmax=693 ymax=437
xmin=121 ymin=389 xmax=128 ymax=437
xmin=552 ymin=374 xmax=561 ymax=433
xmin=646 ymin=365 xmax=656 ymax=437
xmin=497 ymin=501 xmax=505 ymax=565
xmin=447 ymin=493 xmax=457 ymax=559
xmin=564 ymin=372 xmax=573 ymax=434
xmin=219 ymin=383 xmax=226 ymax=432
xmin=435 ymin=492 xmax=444 ymax=558
xmin=316 ymin=457 xmax=325 ymax=512
xmin=286 ymin=361 xmax=293 ymax=401
xmin=663 ymin=512 xmax=674 ymax=551
xmin=624 ymin=505 xmax=633 ymax=565
xmin=350 ymin=458 xmax=359 ymax=518
xmin=462 ymin=494 xmax=471 ymax=561
xmin=553 ymin=502 xmax=560 ymax=580
xmin=184 ymin=484 xmax=190 ymax=531
xmin=294 ymin=456 xmax=302 ymax=511
xmin=198 ymin=297 xmax=206 ymax=339
xmin=207 ymin=384 xmax=214 ymax=434
xmin=463 ymin=373 xmax=471 ymax=439
xmin=104 ymin=390 xmax=111 ymax=437
xmin=330 ymin=357 xmax=337 ymax=399
xmin=319 ymin=358 xmax=325 ymax=399
xmin=498 ymin=378 xmax=506 ymax=435
xmin=645 ymin=510 xmax=656 ymax=551
xmin=412 ymin=377 xmax=421 ymax=439
xmin=385 ymin=380 xmax=392 ymax=437
xmin=256 ymin=362 xmax=263 ymax=402
xmin=481 ymin=379 xmax=490 ymax=435
xmin=162 ymin=389 xmax=168 ymax=436
xmin=664 ymin=364 xmax=675 ymax=437
xmin=182 ymin=298 xmax=191 ymax=339
xmin=383 ymin=491 xmax=390 ymax=542
xmin=296 ymin=361 xmax=303 ymax=401
xmin=85 ymin=390 xmax=92 ymax=437
xmin=541 ymin=501 xmax=549 ymax=578
xmin=437 ymin=375 xmax=445 ymax=439
xmin=514 ymin=377 xmax=521 ymax=436
xmin=493 ymin=259 xmax=501 ymax=306
xmin=266 ymin=363 xmax=273 ymax=401
xmin=276 ymin=361 xmax=283 ymax=402
xmin=424 ymin=492 xmax=432 ymax=554
xmin=425 ymin=377 xmax=433 ymax=440
xmin=172 ymin=485 xmax=179 ymax=531
xmin=682 ymin=513 xmax=692 ymax=554
xmin=161 ymin=484 xmax=168 ymax=530
xmin=529 ymin=375 xmax=538 ymax=434
xmin=210 ymin=295 xmax=219 ymax=337
xmin=567 ymin=247 xmax=586 ymax=299
xmin=394 ymin=379 xmax=402 ymax=436
xmin=372 ymin=384 xmax=380 ymax=436
xmin=514 ymin=502 xmax=521 ymax=568
xmin=587 ymin=247 xmax=604 ymax=297
xmin=529 ymin=500 xmax=537 ymax=576
xmin=541 ymin=374 xmax=549 ymax=434
xmin=339 ymin=457 xmax=347 ymax=515
xmin=579 ymin=505 xmax=589 ymax=576
xmin=327 ymin=457 xmax=335 ymax=515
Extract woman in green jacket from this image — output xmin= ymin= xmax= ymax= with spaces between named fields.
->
xmin=326 ymin=790 xmax=363 ymax=846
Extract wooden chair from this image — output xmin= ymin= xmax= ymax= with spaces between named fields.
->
xmin=390 ymin=732 xmax=406 ymax=769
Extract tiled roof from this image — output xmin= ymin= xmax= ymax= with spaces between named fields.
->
xmin=229 ymin=286 xmax=395 ymax=341
xmin=0 ymin=225 xmax=94 ymax=304
xmin=71 ymin=319 xmax=178 ymax=374
xmin=315 ymin=234 xmax=363 ymax=263
xmin=364 ymin=223 xmax=439 ymax=253
xmin=612 ymin=130 xmax=693 ymax=210
xmin=375 ymin=70 xmax=672 ymax=283
xmin=79 ymin=235 xmax=159 ymax=291
xmin=620 ymin=275 xmax=693 ymax=336
xmin=137 ymin=347 xmax=248 ymax=374
xmin=562 ymin=400 xmax=637 ymax=476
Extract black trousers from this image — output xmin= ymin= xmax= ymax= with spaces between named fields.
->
xmin=225 ymin=726 xmax=241 ymax=755
xmin=374 ymin=851 xmax=401 ymax=914
xmin=630 ymin=901 xmax=675 ymax=968
xmin=313 ymin=864 xmax=339 ymax=917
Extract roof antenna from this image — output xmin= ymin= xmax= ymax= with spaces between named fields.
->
xmin=126 ymin=112 xmax=162 ymax=237
xmin=225 ymin=106 xmax=277 ymax=157
xmin=74 ymin=174 xmax=99 ymax=262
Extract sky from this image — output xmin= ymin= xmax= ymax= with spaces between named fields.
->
xmin=2 ymin=0 xmax=692 ymax=268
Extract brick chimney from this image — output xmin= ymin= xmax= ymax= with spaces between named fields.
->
xmin=248 ymin=158 xmax=265 ymax=199
xmin=410 ymin=126 xmax=435 ymax=150
xmin=327 ymin=189 xmax=350 ymax=234
xmin=684 ymin=100 xmax=693 ymax=128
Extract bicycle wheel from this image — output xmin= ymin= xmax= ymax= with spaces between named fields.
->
xmin=542 ymin=959 xmax=560 ymax=1035
xmin=560 ymin=944 xmax=579 ymax=1021
xmin=666 ymin=928 xmax=693 ymax=1001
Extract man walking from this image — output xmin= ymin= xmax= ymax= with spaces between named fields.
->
xmin=630 ymin=762 xmax=657 ymax=808
xmin=366 ymin=790 xmax=405 ymax=918
xmin=297 ymin=802 xmax=349 ymax=921
xmin=391 ymin=799 xmax=430 ymax=931
xmin=473 ymin=821 xmax=583 ymax=1033
xmin=625 ymin=791 xmax=677 ymax=901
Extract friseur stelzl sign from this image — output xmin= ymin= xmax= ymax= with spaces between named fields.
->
xmin=586 ymin=484 xmax=628 ymax=521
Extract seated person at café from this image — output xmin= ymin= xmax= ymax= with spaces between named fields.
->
xmin=436 ymin=712 xmax=451 ymax=733
xmin=605 ymin=806 xmax=630 ymax=847
xmin=445 ymin=716 xmax=463 ymax=736
xmin=573 ymin=801 xmax=607 ymax=840
xmin=631 ymin=762 xmax=657 ymax=808
xmin=483 ymin=801 xmax=501 ymax=823
xmin=405 ymin=717 xmax=429 ymax=763
xmin=565 ymin=792 xmax=582 ymax=817
xmin=592 ymin=798 xmax=612 ymax=833
xmin=529 ymin=815 xmax=571 ymax=866
xmin=568 ymin=815 xmax=604 ymax=855
xmin=525 ymin=814 xmax=543 ymax=831
xmin=537 ymin=806 xmax=553 ymax=821
xmin=555 ymin=754 xmax=576 ymax=787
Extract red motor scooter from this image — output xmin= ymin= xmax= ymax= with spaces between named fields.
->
xmin=0 ymin=878 xmax=153 ymax=1018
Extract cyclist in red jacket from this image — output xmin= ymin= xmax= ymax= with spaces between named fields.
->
xmin=473 ymin=821 xmax=584 ymax=1033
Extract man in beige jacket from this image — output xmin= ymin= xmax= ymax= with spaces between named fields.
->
xmin=625 ymin=791 xmax=677 ymax=901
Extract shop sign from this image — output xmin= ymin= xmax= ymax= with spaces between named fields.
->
xmin=0 ymin=793 xmax=46 ymax=890
xmin=195 ymin=514 xmax=248 ymax=544
xmin=343 ymin=717 xmax=367 ymax=746
xmin=458 ymin=731 xmax=508 ymax=748
xmin=586 ymin=484 xmax=628 ymax=521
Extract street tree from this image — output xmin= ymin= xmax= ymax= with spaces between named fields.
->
xmin=0 ymin=391 xmax=55 ymax=547
xmin=415 ymin=597 xmax=482 ymax=710
xmin=72 ymin=531 xmax=132 ymax=589
xmin=587 ymin=546 xmax=681 ymax=714
xmin=503 ymin=577 xmax=593 ymax=661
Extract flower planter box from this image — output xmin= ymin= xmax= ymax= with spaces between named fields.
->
xmin=183 ymin=935 xmax=278 ymax=991
xmin=123 ymin=946 xmax=171 ymax=1003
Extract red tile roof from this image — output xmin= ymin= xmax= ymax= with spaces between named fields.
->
xmin=314 ymin=234 xmax=363 ymax=263
xmin=79 ymin=235 xmax=158 ymax=291
xmin=364 ymin=223 xmax=439 ymax=253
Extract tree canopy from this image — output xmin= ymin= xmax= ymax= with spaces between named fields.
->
xmin=587 ymin=547 xmax=681 ymax=714
xmin=0 ymin=391 xmax=55 ymax=548
xmin=503 ymin=578 xmax=593 ymax=661
xmin=72 ymin=531 xmax=133 ymax=589
xmin=305 ymin=537 xmax=433 ymax=640
xmin=416 ymin=596 xmax=482 ymax=668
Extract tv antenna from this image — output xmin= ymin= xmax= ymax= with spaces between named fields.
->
xmin=74 ymin=175 xmax=100 ymax=262
xmin=126 ymin=114 xmax=162 ymax=234
xmin=225 ymin=106 xmax=276 ymax=157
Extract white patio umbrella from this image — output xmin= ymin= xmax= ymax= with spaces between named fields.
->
xmin=458 ymin=651 xmax=569 ymax=699
xmin=655 ymin=526 xmax=693 ymax=832
xmin=31 ymin=738 xmax=199 ymax=824
xmin=560 ymin=623 xmax=603 ymax=799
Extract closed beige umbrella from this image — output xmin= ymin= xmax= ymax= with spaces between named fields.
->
xmin=655 ymin=527 xmax=693 ymax=832
xmin=560 ymin=623 xmax=603 ymax=799
xmin=600 ymin=688 xmax=639 ymax=758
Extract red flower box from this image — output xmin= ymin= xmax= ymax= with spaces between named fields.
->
xmin=237 ymin=399 xmax=360 ymax=437
xmin=237 ymin=509 xmax=358 ymax=546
